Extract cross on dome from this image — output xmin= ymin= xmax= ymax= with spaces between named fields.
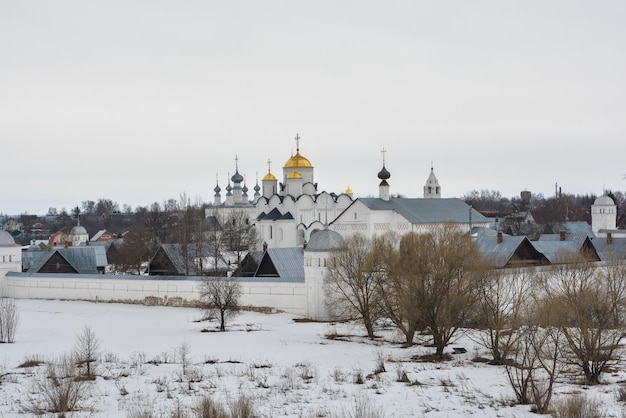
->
xmin=381 ymin=147 xmax=387 ymax=164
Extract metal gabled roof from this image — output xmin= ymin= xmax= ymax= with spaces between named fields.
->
xmin=29 ymin=247 xmax=100 ymax=274
xmin=355 ymin=198 xmax=489 ymax=225
xmin=474 ymin=235 xmax=527 ymax=268
xmin=531 ymin=241 xmax=580 ymax=263
xmin=538 ymin=232 xmax=590 ymax=247
xmin=591 ymin=237 xmax=626 ymax=261
xmin=255 ymin=247 xmax=304 ymax=281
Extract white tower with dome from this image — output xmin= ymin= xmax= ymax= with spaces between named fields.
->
xmin=69 ymin=218 xmax=89 ymax=247
xmin=592 ymin=195 xmax=617 ymax=235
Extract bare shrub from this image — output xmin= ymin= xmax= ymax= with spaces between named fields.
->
xmin=192 ymin=395 xmax=228 ymax=418
xmin=353 ymin=369 xmax=364 ymax=385
xmin=228 ymin=394 xmax=255 ymax=418
xmin=24 ymin=353 xmax=91 ymax=415
xmin=552 ymin=394 xmax=604 ymax=418
xmin=373 ymin=349 xmax=386 ymax=375
xmin=74 ymin=325 xmax=100 ymax=378
xmin=335 ymin=393 xmax=385 ymax=418
xmin=539 ymin=254 xmax=626 ymax=385
xmin=18 ymin=353 xmax=45 ymax=369
xmin=617 ymin=386 xmax=626 ymax=403
xmin=191 ymin=394 xmax=254 ymax=418
xmin=179 ymin=340 xmax=191 ymax=376
xmin=332 ymin=367 xmax=347 ymax=383
xmin=396 ymin=366 xmax=410 ymax=383
xmin=0 ymin=297 xmax=19 ymax=343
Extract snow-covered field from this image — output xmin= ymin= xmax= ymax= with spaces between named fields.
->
xmin=0 ymin=299 xmax=623 ymax=417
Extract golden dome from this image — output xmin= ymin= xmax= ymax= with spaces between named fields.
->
xmin=262 ymin=171 xmax=277 ymax=181
xmin=283 ymin=151 xmax=313 ymax=169
xmin=287 ymin=169 xmax=303 ymax=179
xmin=345 ymin=186 xmax=353 ymax=194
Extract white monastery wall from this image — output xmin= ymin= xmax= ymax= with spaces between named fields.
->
xmin=1 ymin=273 xmax=307 ymax=316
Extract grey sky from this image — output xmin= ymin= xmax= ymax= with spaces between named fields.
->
xmin=1 ymin=1 xmax=625 ymax=215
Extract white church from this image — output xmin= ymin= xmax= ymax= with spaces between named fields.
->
xmin=209 ymin=134 xmax=490 ymax=250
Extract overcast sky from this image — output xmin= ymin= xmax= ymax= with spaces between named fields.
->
xmin=1 ymin=1 xmax=625 ymax=215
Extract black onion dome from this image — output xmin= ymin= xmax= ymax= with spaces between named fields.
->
xmin=231 ymin=170 xmax=244 ymax=183
xmin=377 ymin=164 xmax=390 ymax=181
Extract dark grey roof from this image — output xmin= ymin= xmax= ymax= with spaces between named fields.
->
xmin=262 ymin=247 xmax=304 ymax=280
xmin=531 ymin=241 xmax=580 ymax=263
xmin=353 ymin=198 xmax=489 ymax=225
xmin=28 ymin=247 xmax=100 ymax=274
xmin=257 ymin=208 xmax=294 ymax=221
xmin=22 ymin=251 xmax=48 ymax=271
xmin=306 ymin=229 xmax=343 ymax=252
xmin=538 ymin=232 xmax=590 ymax=247
xmin=75 ymin=244 xmax=109 ymax=267
xmin=561 ymin=221 xmax=593 ymax=236
xmin=591 ymin=237 xmax=626 ymax=261
xmin=468 ymin=226 xmax=499 ymax=237
xmin=474 ymin=235 xmax=527 ymax=268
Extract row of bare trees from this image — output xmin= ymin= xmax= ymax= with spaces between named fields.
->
xmin=324 ymin=224 xmax=492 ymax=357
xmin=323 ymin=226 xmax=626 ymax=411
xmin=109 ymin=193 xmax=258 ymax=276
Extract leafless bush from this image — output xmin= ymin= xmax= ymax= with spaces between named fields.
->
xmin=353 ymin=369 xmax=364 ymax=385
xmin=228 ymin=394 xmax=255 ymax=418
xmin=179 ymin=340 xmax=191 ymax=376
xmin=617 ymin=386 xmax=626 ymax=403
xmin=335 ymin=393 xmax=385 ymax=418
xmin=332 ymin=367 xmax=347 ymax=383
xmin=23 ymin=353 xmax=91 ymax=415
xmin=396 ymin=365 xmax=410 ymax=383
xmin=373 ymin=349 xmax=386 ymax=375
xmin=190 ymin=394 xmax=254 ymax=418
xmin=192 ymin=395 xmax=229 ymax=418
xmin=18 ymin=353 xmax=45 ymax=369
xmin=74 ymin=325 xmax=100 ymax=378
xmin=127 ymin=405 xmax=154 ymax=418
xmin=0 ymin=297 xmax=19 ymax=343
xmin=551 ymin=394 xmax=604 ymax=418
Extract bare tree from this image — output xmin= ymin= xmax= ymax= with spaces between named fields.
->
xmin=199 ymin=277 xmax=242 ymax=331
xmin=383 ymin=225 xmax=489 ymax=357
xmin=377 ymin=234 xmax=423 ymax=345
xmin=110 ymin=224 xmax=153 ymax=274
xmin=474 ymin=268 xmax=536 ymax=364
xmin=0 ymin=297 xmax=19 ymax=343
xmin=504 ymin=322 xmax=564 ymax=413
xmin=74 ymin=326 xmax=100 ymax=378
xmin=323 ymin=233 xmax=390 ymax=339
xmin=539 ymin=252 xmax=626 ymax=384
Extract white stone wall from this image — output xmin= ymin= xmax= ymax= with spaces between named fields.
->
xmin=1 ymin=273 xmax=307 ymax=316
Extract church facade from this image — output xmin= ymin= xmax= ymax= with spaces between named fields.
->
xmin=209 ymin=134 xmax=488 ymax=250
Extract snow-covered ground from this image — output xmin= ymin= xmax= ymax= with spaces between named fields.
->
xmin=0 ymin=299 xmax=623 ymax=417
